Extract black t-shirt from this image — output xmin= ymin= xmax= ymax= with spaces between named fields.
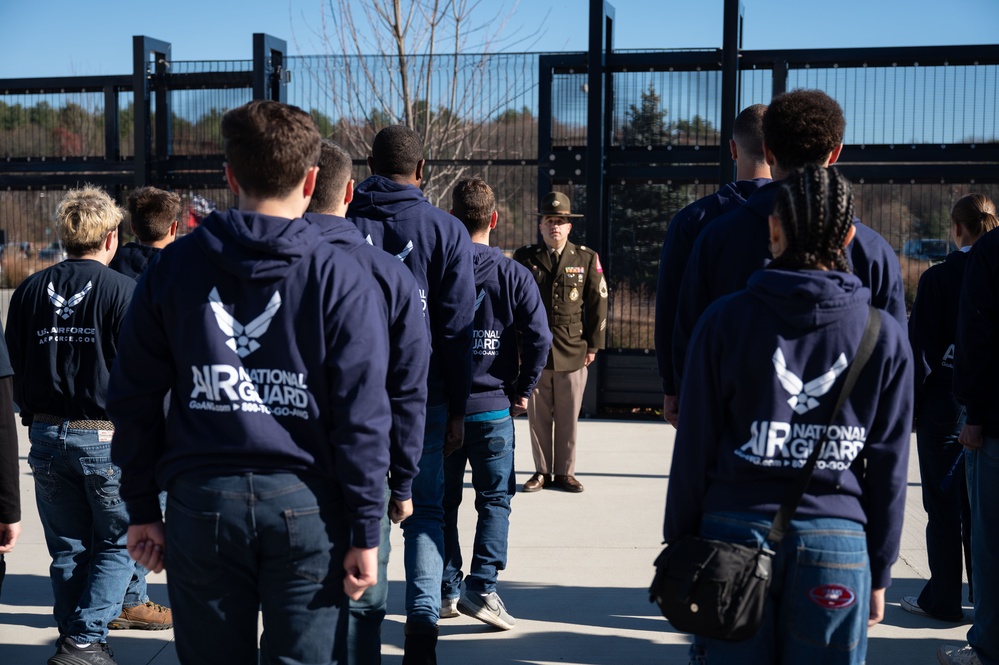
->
xmin=5 ymin=259 xmax=135 ymax=420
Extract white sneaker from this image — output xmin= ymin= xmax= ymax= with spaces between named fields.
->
xmin=938 ymin=644 xmax=982 ymax=665
xmin=457 ymin=590 xmax=515 ymax=630
xmin=440 ymin=596 xmax=459 ymax=619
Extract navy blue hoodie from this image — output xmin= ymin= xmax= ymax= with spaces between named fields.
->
xmin=349 ymin=175 xmax=475 ymax=415
xmin=307 ymin=212 xmax=430 ymax=501
xmin=108 ymin=209 xmax=392 ymax=548
xmin=109 ymin=241 xmax=161 ymax=279
xmin=468 ymin=244 xmax=552 ymax=414
xmin=665 ymin=269 xmax=912 ymax=589
xmin=909 ymin=249 xmax=969 ymax=414
xmin=955 ymin=229 xmax=999 ymax=436
xmin=655 ymin=178 xmax=771 ymax=394
xmin=672 ymin=180 xmax=907 ymax=389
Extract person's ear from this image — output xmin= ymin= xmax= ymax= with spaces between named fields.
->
xmin=344 ymin=179 xmax=355 ymax=206
xmin=489 ymin=210 xmax=498 ymax=230
xmin=762 ymin=142 xmax=777 ymax=168
xmin=105 ymin=229 xmax=117 ymax=252
xmin=169 ymin=220 xmax=178 ymax=237
xmin=302 ymin=166 xmax=319 ymax=198
xmin=729 ymin=138 xmax=738 ymax=161
xmin=224 ymin=163 xmax=241 ymax=196
xmin=827 ymin=143 xmax=844 ymax=166
xmin=768 ymin=214 xmax=786 ymax=257
xmin=414 ymin=159 xmax=425 ymax=183
xmin=843 ymin=223 xmax=857 ymax=248
xmin=366 ymin=156 xmax=375 ymax=176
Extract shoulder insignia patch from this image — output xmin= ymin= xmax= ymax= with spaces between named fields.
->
xmin=599 ymin=276 xmax=608 ymax=298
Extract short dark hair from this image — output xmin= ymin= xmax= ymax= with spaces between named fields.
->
xmin=451 ymin=178 xmax=495 ymax=236
xmin=126 ymin=187 xmax=181 ymax=241
xmin=762 ymin=90 xmax=845 ymax=171
xmin=307 ymin=140 xmax=354 ymax=214
xmin=770 ymin=165 xmax=855 ymax=272
xmin=732 ymin=104 xmax=767 ymax=163
xmin=221 ymin=100 xmax=322 ymax=199
xmin=370 ymin=125 xmax=423 ymax=177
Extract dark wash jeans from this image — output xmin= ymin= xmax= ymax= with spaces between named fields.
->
xmin=915 ymin=392 xmax=972 ymax=618
xmin=442 ymin=413 xmax=516 ymax=597
xmin=165 ymin=472 xmax=349 ymax=665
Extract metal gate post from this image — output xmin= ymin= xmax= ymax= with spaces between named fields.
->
xmin=253 ymin=34 xmax=288 ymax=103
xmin=132 ymin=36 xmax=171 ymax=188
xmin=719 ymin=0 xmax=743 ymax=185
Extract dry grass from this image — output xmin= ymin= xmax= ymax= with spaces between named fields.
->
xmin=1 ymin=254 xmax=61 ymax=289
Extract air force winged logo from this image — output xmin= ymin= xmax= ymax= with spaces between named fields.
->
xmin=48 ymin=281 xmax=92 ymax=320
xmin=475 ymin=289 xmax=486 ymax=312
xmin=772 ymin=347 xmax=848 ymax=414
xmin=208 ymin=287 xmax=281 ymax=358
xmin=365 ymin=235 xmax=414 ymax=262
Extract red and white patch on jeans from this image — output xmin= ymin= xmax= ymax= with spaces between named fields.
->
xmin=808 ymin=583 xmax=857 ymax=609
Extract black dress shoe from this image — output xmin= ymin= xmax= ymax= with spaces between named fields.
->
xmin=553 ymin=475 xmax=584 ymax=492
xmin=522 ymin=473 xmax=551 ymax=492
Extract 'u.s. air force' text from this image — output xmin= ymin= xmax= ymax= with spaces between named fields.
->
xmin=188 ymin=365 xmax=310 ymax=420
xmin=736 ymin=421 xmax=867 ymax=471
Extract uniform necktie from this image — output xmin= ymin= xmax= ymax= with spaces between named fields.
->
xmin=551 ymin=250 xmax=560 ymax=266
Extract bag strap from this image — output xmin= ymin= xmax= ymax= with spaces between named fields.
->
xmin=763 ymin=306 xmax=882 ymax=548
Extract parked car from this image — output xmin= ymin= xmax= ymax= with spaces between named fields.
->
xmin=38 ymin=240 xmax=68 ymax=262
xmin=901 ymin=238 xmax=956 ymax=264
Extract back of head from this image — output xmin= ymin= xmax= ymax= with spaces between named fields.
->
xmin=732 ymin=103 xmax=767 ymax=163
xmin=451 ymin=178 xmax=495 ymax=236
xmin=770 ymin=165 xmax=855 ymax=272
xmin=763 ymin=90 xmax=845 ymax=171
xmin=308 ymin=139 xmax=354 ymax=214
xmin=370 ymin=125 xmax=423 ymax=178
xmin=951 ymin=193 xmax=999 ymax=239
xmin=57 ymin=186 xmax=123 ymax=255
xmin=127 ymin=186 xmax=181 ymax=242
xmin=221 ymin=100 xmax=321 ymax=199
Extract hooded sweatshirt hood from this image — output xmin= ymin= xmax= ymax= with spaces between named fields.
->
xmin=747 ymin=268 xmax=868 ymax=331
xmin=350 ymin=175 xmax=428 ymax=222
xmin=194 ymin=208 xmax=328 ymax=281
xmin=472 ymin=244 xmax=505 ymax=282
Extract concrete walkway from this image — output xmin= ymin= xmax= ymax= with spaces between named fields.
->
xmin=0 ymin=418 xmax=973 ymax=664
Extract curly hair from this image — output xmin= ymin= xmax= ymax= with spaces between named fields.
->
xmin=762 ymin=90 xmax=845 ymax=171
xmin=370 ymin=125 xmax=424 ymax=178
xmin=769 ymin=165 xmax=855 ymax=272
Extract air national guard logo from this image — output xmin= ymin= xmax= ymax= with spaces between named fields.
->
xmin=208 ymin=287 xmax=281 ymax=358
xmin=772 ymin=347 xmax=847 ymax=415
xmin=48 ymin=281 xmax=92 ymax=320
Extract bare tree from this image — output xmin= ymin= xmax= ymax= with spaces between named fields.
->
xmin=298 ymin=0 xmax=541 ymax=205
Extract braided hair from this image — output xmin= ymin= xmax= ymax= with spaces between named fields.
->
xmin=769 ymin=165 xmax=855 ymax=272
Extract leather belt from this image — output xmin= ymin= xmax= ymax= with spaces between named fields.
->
xmin=33 ymin=413 xmax=114 ymax=430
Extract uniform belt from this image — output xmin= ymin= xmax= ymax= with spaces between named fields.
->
xmin=33 ymin=413 xmax=114 ymax=430
xmin=551 ymin=313 xmax=582 ymax=325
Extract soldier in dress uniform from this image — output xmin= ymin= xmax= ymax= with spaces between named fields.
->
xmin=513 ymin=191 xmax=608 ymax=493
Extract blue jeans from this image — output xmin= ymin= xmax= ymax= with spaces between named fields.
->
xmin=26 ymin=421 xmax=134 ymax=644
xmin=915 ymin=394 xmax=972 ymax=618
xmin=165 ymin=473 xmax=349 ymax=665
xmin=403 ymin=403 xmax=447 ymax=626
xmin=442 ymin=413 xmax=515 ymax=597
xmin=966 ymin=437 xmax=999 ymax=665
xmin=347 ymin=483 xmax=391 ymax=665
xmin=690 ymin=512 xmax=870 ymax=665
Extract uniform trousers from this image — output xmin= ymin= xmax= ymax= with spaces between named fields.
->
xmin=527 ymin=366 xmax=587 ymax=477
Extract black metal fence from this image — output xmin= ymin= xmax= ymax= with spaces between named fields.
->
xmin=2 ymin=31 xmax=998 ymax=409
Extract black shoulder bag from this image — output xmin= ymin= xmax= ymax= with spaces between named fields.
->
xmin=650 ymin=307 xmax=881 ymax=642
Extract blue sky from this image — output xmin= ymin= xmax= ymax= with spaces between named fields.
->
xmin=0 ymin=0 xmax=996 ymax=79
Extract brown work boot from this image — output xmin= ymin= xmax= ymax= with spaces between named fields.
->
xmin=109 ymin=601 xmax=173 ymax=630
